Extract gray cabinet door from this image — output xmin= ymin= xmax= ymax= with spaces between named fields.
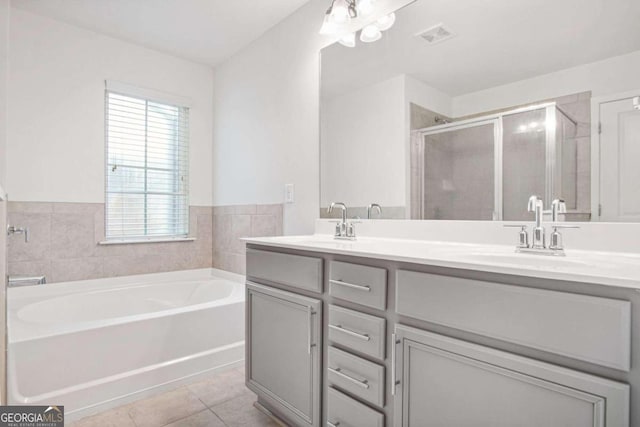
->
xmin=247 ymin=282 xmax=322 ymax=427
xmin=392 ymin=325 xmax=629 ymax=427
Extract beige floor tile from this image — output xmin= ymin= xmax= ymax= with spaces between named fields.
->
xmin=211 ymin=393 xmax=278 ymax=427
xmin=67 ymin=405 xmax=135 ymax=427
xmin=162 ymin=409 xmax=225 ymax=427
xmin=187 ymin=368 xmax=248 ymax=407
xmin=128 ymin=387 xmax=207 ymax=427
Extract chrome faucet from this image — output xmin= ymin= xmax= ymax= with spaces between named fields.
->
xmin=328 ymin=202 xmax=356 ymax=240
xmin=367 ymin=203 xmax=382 ymax=219
xmin=527 ymin=195 xmax=545 ymax=249
xmin=7 ymin=225 xmax=29 ymax=243
xmin=507 ymin=196 xmax=578 ymax=256
xmin=549 ymin=199 xmax=570 ymax=251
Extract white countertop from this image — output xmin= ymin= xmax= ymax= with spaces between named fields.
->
xmin=244 ymin=234 xmax=640 ymax=290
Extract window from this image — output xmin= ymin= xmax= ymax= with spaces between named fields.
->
xmin=105 ymin=86 xmax=189 ymax=241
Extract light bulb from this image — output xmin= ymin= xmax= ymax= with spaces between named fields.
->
xmin=338 ymin=32 xmax=356 ymax=47
xmin=376 ymin=12 xmax=396 ymax=31
xmin=360 ymin=25 xmax=382 ymax=43
xmin=356 ymin=0 xmax=375 ymax=16
xmin=518 ymin=125 xmax=527 ymax=132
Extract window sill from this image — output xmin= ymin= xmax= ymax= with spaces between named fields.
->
xmin=98 ymin=237 xmax=196 ymax=246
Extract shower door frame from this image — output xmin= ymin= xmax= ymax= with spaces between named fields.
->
xmin=414 ymin=102 xmax=564 ymax=221
xmin=417 ymin=117 xmax=503 ymax=220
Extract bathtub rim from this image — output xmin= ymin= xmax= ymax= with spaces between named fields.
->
xmin=8 ymin=268 xmax=246 ymax=343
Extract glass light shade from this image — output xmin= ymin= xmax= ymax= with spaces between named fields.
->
xmin=338 ymin=32 xmax=356 ymax=47
xmin=319 ymin=13 xmax=338 ymax=35
xmin=331 ymin=0 xmax=350 ymax=23
xmin=376 ymin=12 xmax=396 ymax=31
xmin=360 ymin=25 xmax=382 ymax=42
xmin=356 ymin=0 xmax=375 ymax=16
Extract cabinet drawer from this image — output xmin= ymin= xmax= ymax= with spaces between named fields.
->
xmin=328 ymin=346 xmax=385 ymax=407
xmin=327 ymin=387 xmax=384 ymax=427
xmin=328 ymin=305 xmax=386 ymax=360
xmin=396 ymin=270 xmax=631 ymax=371
xmin=247 ymin=248 xmax=323 ymax=293
xmin=329 ymin=261 xmax=387 ymax=310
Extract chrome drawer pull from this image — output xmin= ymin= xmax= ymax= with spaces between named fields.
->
xmin=328 ymin=367 xmax=370 ymax=389
xmin=330 ymin=279 xmax=371 ymax=292
xmin=329 ymin=324 xmax=371 ymax=341
xmin=327 ymin=422 xmax=340 ymax=427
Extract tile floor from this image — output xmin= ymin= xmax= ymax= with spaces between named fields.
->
xmin=69 ymin=366 xmax=279 ymax=427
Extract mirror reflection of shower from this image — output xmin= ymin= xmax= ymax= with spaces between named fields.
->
xmin=410 ymin=94 xmax=588 ymax=221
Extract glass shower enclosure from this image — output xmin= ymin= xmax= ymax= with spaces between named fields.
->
xmin=413 ymin=103 xmax=578 ymax=220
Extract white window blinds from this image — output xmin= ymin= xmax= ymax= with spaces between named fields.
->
xmin=105 ymin=89 xmax=189 ymax=241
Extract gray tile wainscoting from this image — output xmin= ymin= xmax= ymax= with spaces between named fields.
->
xmin=213 ymin=204 xmax=283 ymax=276
xmin=7 ymin=202 xmax=284 ymax=282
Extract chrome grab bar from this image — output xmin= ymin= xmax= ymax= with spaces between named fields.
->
xmin=329 ymin=324 xmax=370 ymax=341
xmin=328 ymin=367 xmax=370 ymax=389
xmin=329 ymin=279 xmax=371 ymax=292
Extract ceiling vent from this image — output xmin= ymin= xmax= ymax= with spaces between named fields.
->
xmin=417 ymin=23 xmax=455 ymax=45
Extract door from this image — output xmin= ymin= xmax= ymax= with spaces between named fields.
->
xmin=599 ymin=95 xmax=640 ymax=221
xmin=392 ymin=325 xmax=629 ymax=427
xmin=246 ymin=282 xmax=322 ymax=427
xmin=419 ymin=119 xmax=501 ymax=220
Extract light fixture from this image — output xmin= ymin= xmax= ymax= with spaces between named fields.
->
xmin=356 ymin=0 xmax=375 ymax=16
xmin=338 ymin=32 xmax=356 ymax=47
xmin=331 ymin=0 xmax=350 ymax=23
xmin=376 ymin=12 xmax=396 ymax=31
xmin=319 ymin=13 xmax=338 ymax=35
xmin=360 ymin=24 xmax=382 ymax=43
xmin=319 ymin=0 xmax=395 ymax=45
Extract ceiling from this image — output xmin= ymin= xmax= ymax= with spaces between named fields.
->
xmin=12 ymin=0 xmax=311 ymax=66
xmin=321 ymin=0 xmax=640 ymax=99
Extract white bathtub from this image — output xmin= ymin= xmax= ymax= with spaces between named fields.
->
xmin=7 ymin=268 xmax=245 ymax=421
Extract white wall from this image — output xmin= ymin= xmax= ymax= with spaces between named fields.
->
xmin=321 ymin=75 xmax=406 ymax=208
xmin=212 ymin=0 xmax=331 ymax=234
xmin=453 ymin=50 xmax=640 ymax=117
xmin=320 ymin=73 xmax=453 ymax=210
xmin=0 ymin=0 xmax=8 ymax=191
xmin=405 ymin=74 xmax=453 ymax=118
xmin=7 ymin=9 xmax=214 ymax=205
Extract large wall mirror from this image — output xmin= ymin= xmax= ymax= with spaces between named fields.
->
xmin=320 ymin=0 xmax=640 ymax=221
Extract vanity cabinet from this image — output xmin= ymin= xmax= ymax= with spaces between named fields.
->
xmin=246 ymin=243 xmax=636 ymax=427
xmin=392 ymin=325 xmax=630 ymax=427
xmin=246 ymin=283 xmax=322 ymax=427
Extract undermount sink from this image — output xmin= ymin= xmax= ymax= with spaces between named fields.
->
xmin=458 ymin=252 xmax=593 ymax=269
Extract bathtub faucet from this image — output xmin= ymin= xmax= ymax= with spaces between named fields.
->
xmin=8 ymin=276 xmax=47 ymax=287
xmin=7 ymin=225 xmax=29 ymax=243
